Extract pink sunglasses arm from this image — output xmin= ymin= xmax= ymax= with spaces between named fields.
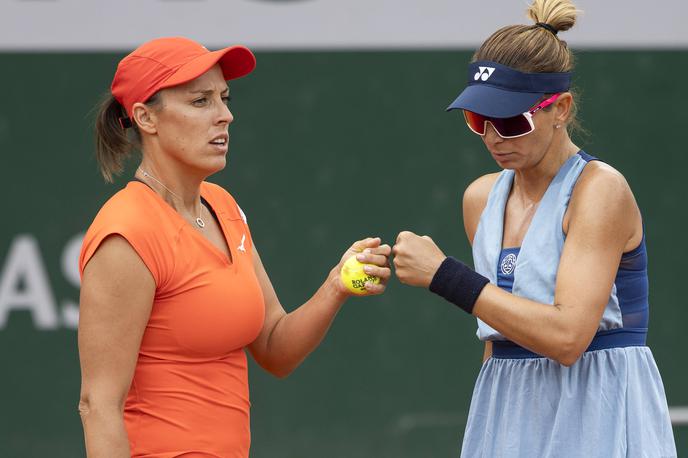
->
xmin=528 ymin=93 xmax=562 ymax=115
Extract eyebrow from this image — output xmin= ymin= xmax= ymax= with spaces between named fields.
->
xmin=189 ymin=87 xmax=230 ymax=95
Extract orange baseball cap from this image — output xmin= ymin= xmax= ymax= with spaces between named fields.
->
xmin=111 ymin=36 xmax=256 ymax=120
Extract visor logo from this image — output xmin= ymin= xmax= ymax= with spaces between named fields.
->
xmin=474 ymin=66 xmax=495 ymax=82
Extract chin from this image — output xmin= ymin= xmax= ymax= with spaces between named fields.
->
xmin=208 ymin=158 xmax=227 ymax=174
xmin=195 ymin=156 xmax=227 ymax=177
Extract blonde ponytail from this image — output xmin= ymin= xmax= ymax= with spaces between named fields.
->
xmin=527 ymin=0 xmax=579 ymax=34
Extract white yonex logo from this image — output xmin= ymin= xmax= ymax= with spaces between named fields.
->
xmin=238 ymin=234 xmax=246 ymax=253
xmin=474 ymin=66 xmax=496 ymax=82
xmin=500 ymin=253 xmax=517 ymax=275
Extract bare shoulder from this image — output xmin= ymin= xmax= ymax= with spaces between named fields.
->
xmin=566 ymin=160 xmax=641 ymax=249
xmin=570 ymin=161 xmax=636 ymax=214
xmin=463 ymin=172 xmax=499 ymax=206
xmin=463 ymin=172 xmax=501 ymax=244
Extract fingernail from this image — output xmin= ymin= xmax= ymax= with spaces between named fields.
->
xmin=364 ymin=265 xmax=373 ymax=273
xmin=363 ymin=248 xmax=372 ymax=254
xmin=356 ymin=254 xmax=366 ymax=261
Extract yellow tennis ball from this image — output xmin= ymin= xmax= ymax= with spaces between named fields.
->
xmin=340 ymin=254 xmax=380 ymax=295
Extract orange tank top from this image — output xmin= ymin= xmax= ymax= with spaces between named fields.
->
xmin=79 ymin=181 xmax=265 ymax=458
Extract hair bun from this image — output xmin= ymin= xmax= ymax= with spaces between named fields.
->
xmin=527 ymin=0 xmax=579 ymax=33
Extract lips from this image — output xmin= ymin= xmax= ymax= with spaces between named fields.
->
xmin=209 ymin=133 xmax=229 ymax=146
xmin=491 ymin=151 xmax=516 ymax=163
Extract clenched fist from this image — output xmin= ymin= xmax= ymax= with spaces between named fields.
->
xmin=392 ymin=231 xmax=447 ymax=288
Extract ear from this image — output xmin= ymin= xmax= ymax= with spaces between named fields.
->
xmin=131 ymin=102 xmax=158 ymax=135
xmin=554 ymin=92 xmax=574 ymax=126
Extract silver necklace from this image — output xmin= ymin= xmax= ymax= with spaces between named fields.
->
xmin=138 ymin=168 xmax=205 ymax=228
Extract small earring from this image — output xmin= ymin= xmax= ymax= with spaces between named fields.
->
xmin=555 ymin=124 xmax=561 ymax=129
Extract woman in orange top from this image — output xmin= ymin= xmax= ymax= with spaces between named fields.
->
xmin=77 ymin=37 xmax=391 ymax=458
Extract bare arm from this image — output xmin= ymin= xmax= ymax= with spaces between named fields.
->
xmin=472 ymin=165 xmax=640 ymax=365
xmin=78 ymin=235 xmax=155 ymax=457
xmin=248 ymin=238 xmax=391 ymax=378
xmin=395 ymin=165 xmax=641 ymax=366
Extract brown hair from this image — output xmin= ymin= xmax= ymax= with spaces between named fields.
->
xmin=473 ymin=0 xmax=584 ymax=136
xmin=94 ymin=93 xmax=161 ymax=183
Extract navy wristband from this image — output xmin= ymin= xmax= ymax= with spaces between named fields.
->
xmin=429 ymin=256 xmax=490 ymax=314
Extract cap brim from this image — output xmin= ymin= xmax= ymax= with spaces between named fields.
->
xmin=446 ymin=84 xmax=544 ymax=118
xmin=161 ymin=45 xmax=256 ymax=89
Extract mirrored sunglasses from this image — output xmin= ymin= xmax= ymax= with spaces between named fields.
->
xmin=463 ymin=93 xmax=562 ymax=139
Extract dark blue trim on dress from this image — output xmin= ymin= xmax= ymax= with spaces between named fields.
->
xmin=491 ymin=328 xmax=647 ymax=359
xmin=497 ymin=247 xmax=520 ymax=293
xmin=577 ymin=150 xmax=598 ymax=163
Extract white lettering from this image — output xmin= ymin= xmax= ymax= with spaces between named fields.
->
xmin=0 ymin=235 xmax=59 ymax=329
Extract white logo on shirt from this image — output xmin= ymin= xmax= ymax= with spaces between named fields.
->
xmin=238 ymin=234 xmax=246 ymax=253
xmin=474 ymin=66 xmax=495 ymax=81
xmin=500 ymin=253 xmax=517 ymax=275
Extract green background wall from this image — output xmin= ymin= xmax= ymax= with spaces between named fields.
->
xmin=1 ymin=50 xmax=686 ymax=457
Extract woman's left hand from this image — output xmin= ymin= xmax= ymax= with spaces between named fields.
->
xmin=333 ymin=237 xmax=392 ymax=296
xmin=392 ymin=231 xmax=447 ymax=288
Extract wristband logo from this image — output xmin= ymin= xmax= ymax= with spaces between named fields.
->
xmin=500 ymin=253 xmax=517 ymax=275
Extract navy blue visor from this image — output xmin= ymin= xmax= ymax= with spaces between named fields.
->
xmin=446 ymin=61 xmax=572 ymax=118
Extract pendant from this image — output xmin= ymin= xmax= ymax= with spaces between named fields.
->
xmin=196 ymin=217 xmax=205 ymax=228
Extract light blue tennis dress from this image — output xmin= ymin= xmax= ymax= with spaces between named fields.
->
xmin=460 ymin=152 xmax=676 ymax=457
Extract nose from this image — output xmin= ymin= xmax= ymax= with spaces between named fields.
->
xmin=218 ymin=99 xmax=234 ymax=125
xmin=483 ymin=121 xmax=504 ymax=144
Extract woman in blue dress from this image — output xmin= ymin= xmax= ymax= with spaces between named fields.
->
xmin=391 ymin=0 xmax=676 ymax=456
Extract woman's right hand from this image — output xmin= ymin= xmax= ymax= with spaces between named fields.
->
xmin=331 ymin=237 xmax=392 ymax=297
xmin=392 ymin=231 xmax=447 ymax=288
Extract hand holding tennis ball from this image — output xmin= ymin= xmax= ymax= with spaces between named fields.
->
xmin=340 ymin=254 xmax=381 ymax=295
xmin=336 ymin=237 xmax=391 ymax=297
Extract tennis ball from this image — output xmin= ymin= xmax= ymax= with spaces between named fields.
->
xmin=340 ymin=254 xmax=381 ymax=295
